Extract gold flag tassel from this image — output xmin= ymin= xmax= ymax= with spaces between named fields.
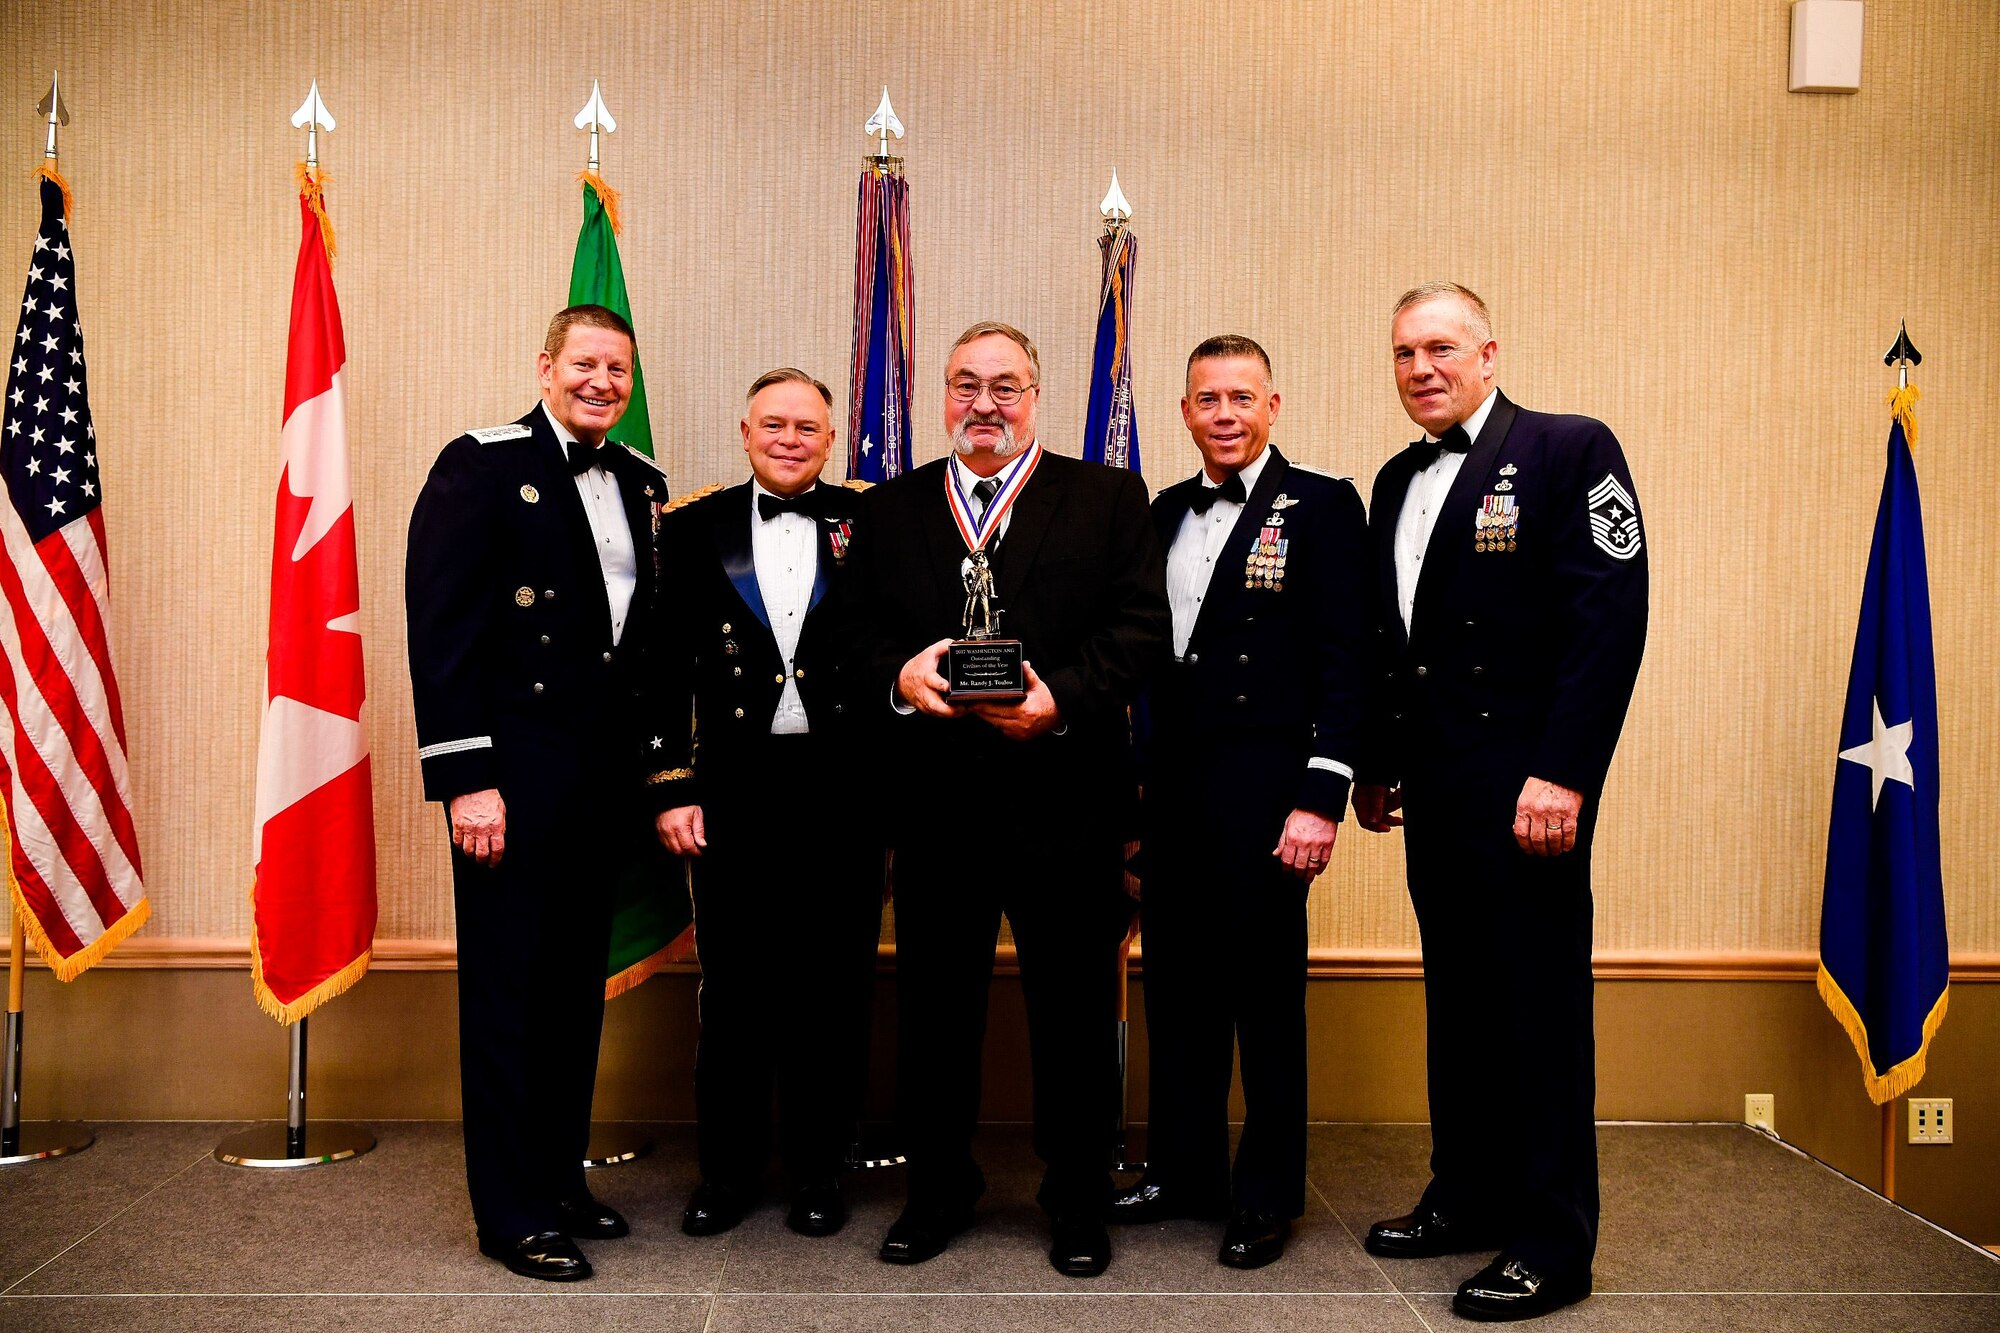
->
xmin=292 ymin=161 xmax=338 ymax=262
xmin=32 ymin=162 xmax=74 ymax=223
xmin=577 ymin=169 xmax=623 ymax=235
xmin=1887 ymin=382 xmax=1919 ymax=452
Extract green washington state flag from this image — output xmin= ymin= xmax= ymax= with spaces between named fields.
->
xmin=569 ymin=176 xmax=654 ymax=456
xmin=569 ymin=174 xmax=690 ymax=995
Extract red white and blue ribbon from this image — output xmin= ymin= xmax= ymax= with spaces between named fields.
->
xmin=944 ymin=442 xmax=1042 ymax=553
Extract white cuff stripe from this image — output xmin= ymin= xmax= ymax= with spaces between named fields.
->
xmin=1307 ymin=757 xmax=1354 ymax=780
xmin=418 ymin=736 xmax=494 ymax=760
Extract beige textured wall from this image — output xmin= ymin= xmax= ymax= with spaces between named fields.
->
xmin=0 ymin=1 xmax=1994 ymax=952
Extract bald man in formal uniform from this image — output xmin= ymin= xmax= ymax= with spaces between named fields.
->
xmin=406 ymin=304 xmax=665 ymax=1282
xmin=1354 ymin=283 xmax=1648 ymax=1322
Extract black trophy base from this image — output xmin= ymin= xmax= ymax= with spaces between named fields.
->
xmin=946 ymin=638 xmax=1026 ymax=701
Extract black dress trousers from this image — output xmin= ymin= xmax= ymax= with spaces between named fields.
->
xmin=1401 ymin=753 xmax=1600 ymax=1279
xmin=890 ymin=833 xmax=1133 ymax=1217
xmin=687 ymin=736 xmax=884 ymax=1189
xmin=451 ymin=768 xmax=626 ymax=1244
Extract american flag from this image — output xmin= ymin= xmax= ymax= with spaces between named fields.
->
xmin=0 ymin=171 xmax=146 ymax=977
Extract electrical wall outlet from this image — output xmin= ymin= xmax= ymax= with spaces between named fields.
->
xmin=1745 ymin=1093 xmax=1776 ymax=1133
xmin=1909 ymin=1098 xmax=1953 ymax=1144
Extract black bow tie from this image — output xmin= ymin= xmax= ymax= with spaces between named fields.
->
xmin=758 ymin=488 xmax=825 ymax=521
xmin=567 ymin=439 xmax=608 ymax=474
xmin=1409 ymin=424 xmax=1472 ymax=472
xmin=1187 ymin=473 xmax=1248 ymax=515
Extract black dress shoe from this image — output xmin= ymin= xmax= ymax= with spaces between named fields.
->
xmin=477 ymin=1230 xmax=593 ymax=1282
xmin=1364 ymin=1205 xmax=1502 ymax=1258
xmin=556 ymin=1195 xmax=630 ymax=1239
xmin=681 ymin=1180 xmax=754 ymax=1237
xmin=879 ymin=1203 xmax=975 ymax=1264
xmin=1453 ymin=1255 xmax=1590 ymax=1321
xmin=786 ymin=1179 xmax=846 ymax=1237
xmin=1049 ymin=1213 xmax=1112 ymax=1278
xmin=1106 ymin=1178 xmax=1228 ymax=1225
xmin=1218 ymin=1210 xmax=1290 ymax=1269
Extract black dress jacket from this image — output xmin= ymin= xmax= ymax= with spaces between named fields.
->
xmin=850 ymin=449 xmax=1170 ymax=846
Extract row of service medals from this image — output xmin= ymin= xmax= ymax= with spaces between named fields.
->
xmin=1475 ymin=464 xmax=1519 ymax=553
xmin=1246 ymin=522 xmax=1289 ymax=591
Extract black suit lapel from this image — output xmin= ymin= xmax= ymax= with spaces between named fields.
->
xmin=711 ymin=484 xmax=771 ymax=630
xmin=1188 ymin=447 xmax=1289 ymax=653
xmin=916 ymin=463 xmax=972 ymax=619
xmin=1411 ymin=392 xmax=1518 ymax=637
xmin=608 ymin=445 xmax=662 ymax=616
xmin=994 ymin=455 xmax=1060 ymax=609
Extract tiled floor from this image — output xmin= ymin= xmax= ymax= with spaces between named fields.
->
xmin=1 ymin=1122 xmax=1994 ymax=1330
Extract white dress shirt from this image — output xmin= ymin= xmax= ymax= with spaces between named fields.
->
xmin=542 ymin=402 xmax=637 ymax=645
xmin=1392 ymin=388 xmax=1498 ymax=636
xmin=751 ymin=480 xmax=818 ymax=735
xmin=1166 ymin=446 xmax=1273 ymax=660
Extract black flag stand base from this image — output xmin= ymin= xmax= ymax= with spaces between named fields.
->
xmin=584 ymin=1123 xmax=652 ymax=1169
xmin=215 ymin=1016 xmax=374 ymax=1169
xmin=1 ymin=915 xmax=93 ymax=1167
xmin=1114 ymin=1014 xmax=1145 ymax=1175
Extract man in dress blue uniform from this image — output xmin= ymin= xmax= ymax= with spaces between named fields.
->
xmin=648 ymin=368 xmax=881 ymax=1240
xmin=849 ymin=322 xmax=1170 ymax=1278
xmin=1354 ymin=283 xmax=1648 ymax=1321
xmin=1109 ymin=336 xmax=1371 ymax=1269
xmin=406 ymin=304 xmax=664 ymax=1282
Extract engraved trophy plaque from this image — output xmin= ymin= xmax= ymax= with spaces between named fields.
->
xmin=946 ymin=549 xmax=1026 ymax=700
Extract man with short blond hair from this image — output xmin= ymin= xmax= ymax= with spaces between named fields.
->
xmin=850 ymin=321 xmax=1169 ymax=1278
xmin=647 ymin=367 xmax=879 ymax=1241
xmin=1355 ymin=284 xmax=1648 ymax=1322
xmin=407 ymin=303 xmax=663 ymax=1282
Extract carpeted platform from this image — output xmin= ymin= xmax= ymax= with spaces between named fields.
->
xmin=1 ymin=1123 xmax=1994 ymax=1330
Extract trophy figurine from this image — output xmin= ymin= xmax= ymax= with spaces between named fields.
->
xmin=946 ymin=550 xmax=1026 ymax=700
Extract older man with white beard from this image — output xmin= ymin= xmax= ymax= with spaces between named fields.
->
xmin=848 ymin=321 xmax=1170 ymax=1278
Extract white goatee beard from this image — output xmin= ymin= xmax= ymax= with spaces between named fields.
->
xmin=951 ymin=418 xmax=1025 ymax=459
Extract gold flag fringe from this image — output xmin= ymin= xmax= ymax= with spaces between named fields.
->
xmin=604 ymin=925 xmax=698 ymax=1000
xmin=0 ymin=789 xmax=150 ymax=980
xmin=1887 ymin=383 xmax=1920 ymax=452
xmin=32 ymin=162 xmax=73 ymax=223
xmin=578 ymin=170 xmax=623 ymax=236
xmin=249 ymin=914 xmax=373 ymax=1025
xmin=840 ymin=478 xmax=875 ymax=491
xmin=1817 ymin=962 xmax=1949 ymax=1105
xmin=293 ymin=161 xmax=337 ymax=262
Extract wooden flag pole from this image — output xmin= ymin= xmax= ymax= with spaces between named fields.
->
xmin=1 ymin=907 xmax=96 ymax=1165
xmin=1114 ymin=912 xmax=1145 ymax=1173
xmin=1881 ymin=1101 xmax=1897 ymax=1200
xmin=3 ymin=914 xmax=23 ymax=1154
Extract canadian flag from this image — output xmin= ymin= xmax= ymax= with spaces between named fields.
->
xmin=250 ymin=180 xmax=376 ymax=1022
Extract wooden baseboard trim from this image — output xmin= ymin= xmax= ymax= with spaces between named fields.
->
xmin=24 ymin=937 xmax=1999 ymax=983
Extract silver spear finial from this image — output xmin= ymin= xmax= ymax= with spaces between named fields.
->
xmin=290 ymin=79 xmax=335 ymax=170
xmin=864 ymin=86 xmax=904 ymax=162
xmin=37 ymin=71 xmax=70 ymax=161
xmin=573 ymin=79 xmax=616 ymax=173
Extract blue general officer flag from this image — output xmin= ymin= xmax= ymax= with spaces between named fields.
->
xmin=1083 ymin=223 xmax=1140 ymax=474
xmin=1818 ymin=388 xmax=1948 ymax=1105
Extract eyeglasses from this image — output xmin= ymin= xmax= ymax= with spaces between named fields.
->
xmin=947 ymin=377 xmax=1036 ymax=407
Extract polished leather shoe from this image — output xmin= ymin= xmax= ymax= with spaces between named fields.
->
xmin=556 ymin=1195 xmax=630 ymax=1239
xmin=681 ymin=1180 xmax=754 ymax=1236
xmin=1105 ymin=1178 xmax=1228 ymax=1224
xmin=1218 ymin=1210 xmax=1289 ymax=1269
xmin=786 ymin=1179 xmax=846 ymax=1237
xmin=1048 ymin=1213 xmax=1112 ymax=1278
xmin=1453 ymin=1255 xmax=1590 ymax=1321
xmin=477 ymin=1230 xmax=592 ymax=1282
xmin=1364 ymin=1205 xmax=1502 ymax=1258
xmin=879 ymin=1203 xmax=975 ymax=1264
